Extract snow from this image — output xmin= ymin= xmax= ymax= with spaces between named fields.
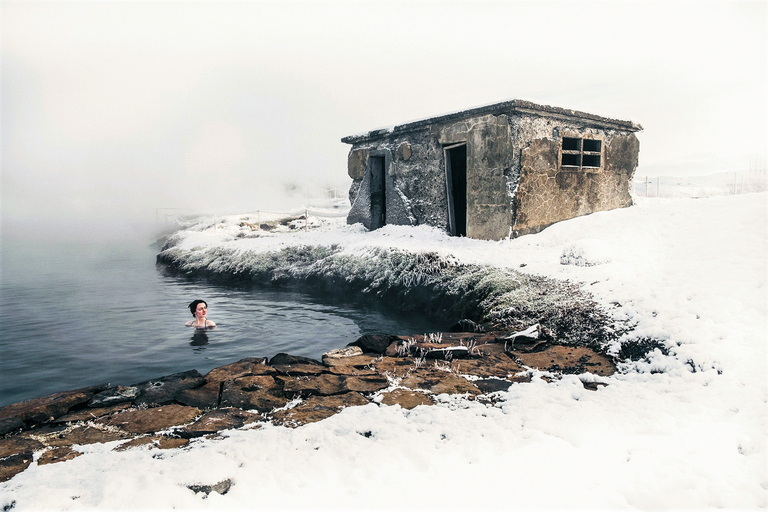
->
xmin=2 ymin=192 xmax=766 ymax=510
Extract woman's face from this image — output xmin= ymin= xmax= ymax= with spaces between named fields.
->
xmin=195 ymin=303 xmax=207 ymax=318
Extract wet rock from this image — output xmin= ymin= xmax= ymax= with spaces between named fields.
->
xmin=268 ymin=353 xmax=322 ymax=366
xmin=88 ymin=386 xmax=140 ymax=408
xmin=37 ymin=446 xmax=82 ymax=465
xmin=448 ymin=319 xmax=484 ymax=332
xmin=0 ymin=384 xmax=108 ymax=424
xmin=449 ymin=350 xmax=525 ymax=379
xmin=99 ymin=404 xmax=201 ymax=434
xmin=114 ymin=436 xmax=189 ymax=452
xmin=474 ymin=379 xmax=513 ymax=393
xmin=54 ymin=403 xmax=133 ymax=423
xmin=133 ymin=370 xmax=205 ymax=407
xmin=175 ymin=382 xmax=222 ymax=410
xmin=379 ymin=389 xmax=434 ymax=409
xmin=220 ymin=376 xmax=288 ymax=413
xmin=348 ymin=334 xmax=401 ymax=355
xmin=271 ymin=392 xmax=369 ymax=426
xmin=272 ymin=364 xmax=327 ymax=376
xmin=204 ymin=358 xmax=273 ymax=383
xmin=281 ymin=374 xmax=388 ymax=397
xmin=0 ymin=417 xmax=23 ymax=436
xmin=509 ymin=345 xmax=616 ymax=376
xmin=0 ymin=453 xmax=33 ymax=483
xmin=43 ymin=425 xmax=130 ymax=447
xmin=400 ymin=369 xmax=481 ymax=396
xmin=0 ymin=437 xmax=44 ymax=459
xmin=188 ymin=479 xmax=232 ymax=496
xmin=174 ymin=408 xmax=262 ymax=439
xmin=582 ymin=381 xmax=609 ymax=391
xmin=322 ymin=346 xmax=363 ymax=364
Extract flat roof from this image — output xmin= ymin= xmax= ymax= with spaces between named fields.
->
xmin=341 ymin=99 xmax=643 ymax=144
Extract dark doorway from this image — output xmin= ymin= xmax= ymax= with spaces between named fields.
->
xmin=369 ymin=156 xmax=386 ymax=230
xmin=444 ymin=144 xmax=467 ymax=236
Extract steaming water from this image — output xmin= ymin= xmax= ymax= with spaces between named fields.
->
xmin=0 ymin=238 xmax=444 ymax=407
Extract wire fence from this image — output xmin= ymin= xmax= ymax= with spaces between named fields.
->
xmin=633 ymin=170 xmax=768 ymax=198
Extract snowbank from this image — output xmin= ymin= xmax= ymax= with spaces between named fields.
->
xmin=2 ymin=193 xmax=766 ymax=510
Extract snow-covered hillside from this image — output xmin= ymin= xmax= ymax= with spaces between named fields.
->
xmin=2 ymin=192 xmax=766 ymax=510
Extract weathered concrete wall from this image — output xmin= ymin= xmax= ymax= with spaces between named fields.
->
xmin=511 ymin=122 xmax=639 ymax=237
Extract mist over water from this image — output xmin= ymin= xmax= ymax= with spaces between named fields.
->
xmin=0 ymin=234 xmax=443 ymax=407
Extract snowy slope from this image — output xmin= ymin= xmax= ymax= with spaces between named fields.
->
xmin=2 ymin=193 xmax=766 ymax=510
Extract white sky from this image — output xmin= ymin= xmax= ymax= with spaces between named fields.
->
xmin=1 ymin=0 xmax=766 ymax=239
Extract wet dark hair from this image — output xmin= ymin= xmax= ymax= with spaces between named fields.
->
xmin=188 ymin=299 xmax=208 ymax=317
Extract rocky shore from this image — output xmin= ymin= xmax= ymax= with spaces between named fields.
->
xmin=0 ymin=324 xmax=615 ymax=484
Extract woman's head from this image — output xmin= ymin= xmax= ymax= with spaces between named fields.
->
xmin=188 ymin=299 xmax=208 ymax=317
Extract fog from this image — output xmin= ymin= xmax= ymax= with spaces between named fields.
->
xmin=1 ymin=1 xmax=766 ymax=242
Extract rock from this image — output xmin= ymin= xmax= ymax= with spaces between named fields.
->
xmin=54 ymin=403 xmax=133 ymax=423
xmin=133 ymin=370 xmax=205 ymax=407
xmin=37 ymin=446 xmax=82 ymax=466
xmin=114 ymin=436 xmax=189 ymax=452
xmin=449 ymin=351 xmax=525 ymax=379
xmin=43 ymin=425 xmax=130 ymax=448
xmin=188 ymin=479 xmax=232 ymax=496
xmin=0 ymin=453 xmax=33 ymax=483
xmin=88 ymin=386 xmax=140 ymax=408
xmin=474 ymin=379 xmax=513 ymax=393
xmin=509 ymin=345 xmax=616 ymax=376
xmin=280 ymin=374 xmax=388 ymax=397
xmin=220 ymin=376 xmax=288 ymax=413
xmin=0 ymin=437 xmax=44 ymax=459
xmin=448 ymin=319 xmax=484 ymax=332
xmin=400 ymin=369 xmax=481 ymax=396
xmin=322 ymin=346 xmax=363 ymax=364
xmin=204 ymin=358 xmax=273 ymax=383
xmin=0 ymin=384 xmax=108 ymax=424
xmin=272 ymin=364 xmax=327 ymax=376
xmin=99 ymin=404 xmax=201 ymax=434
xmin=347 ymin=334 xmax=400 ymax=355
xmin=268 ymin=353 xmax=322 ymax=366
xmin=379 ymin=389 xmax=434 ymax=409
xmin=174 ymin=408 xmax=262 ymax=439
xmin=175 ymin=382 xmax=222 ymax=409
xmin=0 ymin=417 xmax=24 ymax=436
xmin=271 ymin=392 xmax=369 ymax=426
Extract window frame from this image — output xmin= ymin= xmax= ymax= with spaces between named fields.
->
xmin=559 ymin=135 xmax=604 ymax=171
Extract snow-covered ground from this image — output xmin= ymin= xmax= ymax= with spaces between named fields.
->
xmin=2 ymin=193 xmax=766 ymax=510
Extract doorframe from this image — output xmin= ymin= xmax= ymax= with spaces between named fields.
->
xmin=443 ymin=142 xmax=467 ymax=236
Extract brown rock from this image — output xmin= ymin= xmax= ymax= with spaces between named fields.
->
xmin=0 ymin=452 xmax=33 ymax=483
xmin=204 ymin=358 xmax=273 ymax=383
xmin=114 ymin=436 xmax=189 ymax=452
xmin=220 ymin=376 xmax=288 ymax=413
xmin=88 ymin=386 xmax=140 ymax=408
xmin=281 ymin=374 xmax=387 ymax=397
xmin=348 ymin=334 xmax=401 ymax=355
xmin=0 ymin=437 xmax=44 ymax=459
xmin=400 ymin=369 xmax=481 ymax=396
xmin=448 ymin=352 xmax=525 ymax=379
xmin=37 ymin=446 xmax=82 ymax=465
xmin=379 ymin=389 xmax=434 ymax=409
xmin=0 ymin=384 xmax=107 ymax=424
xmin=175 ymin=382 xmax=222 ymax=409
xmin=0 ymin=417 xmax=24 ymax=436
xmin=133 ymin=370 xmax=205 ymax=407
xmin=321 ymin=346 xmax=363 ymax=365
xmin=54 ymin=403 xmax=133 ymax=423
xmin=510 ymin=345 xmax=616 ymax=376
xmin=43 ymin=425 xmax=130 ymax=447
xmin=343 ymin=376 xmax=389 ymax=394
xmin=175 ymin=408 xmax=262 ymax=439
xmin=99 ymin=404 xmax=201 ymax=434
xmin=271 ymin=392 xmax=369 ymax=427
xmin=272 ymin=364 xmax=328 ymax=376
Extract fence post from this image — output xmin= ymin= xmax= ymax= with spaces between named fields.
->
xmin=645 ymin=176 xmax=649 ymax=197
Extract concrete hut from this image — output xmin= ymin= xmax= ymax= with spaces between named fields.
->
xmin=343 ymin=99 xmax=642 ymax=240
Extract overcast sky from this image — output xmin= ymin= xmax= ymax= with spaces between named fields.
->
xmin=2 ymin=0 xmax=766 ymax=240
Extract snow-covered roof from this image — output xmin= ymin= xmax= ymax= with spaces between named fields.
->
xmin=341 ymin=99 xmax=643 ymax=144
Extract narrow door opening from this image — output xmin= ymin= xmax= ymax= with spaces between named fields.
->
xmin=369 ymin=156 xmax=386 ymax=230
xmin=444 ymin=144 xmax=467 ymax=236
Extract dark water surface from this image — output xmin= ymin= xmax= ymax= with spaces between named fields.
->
xmin=0 ymin=238 xmax=443 ymax=407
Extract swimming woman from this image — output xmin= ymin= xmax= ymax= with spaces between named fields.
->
xmin=186 ymin=299 xmax=216 ymax=329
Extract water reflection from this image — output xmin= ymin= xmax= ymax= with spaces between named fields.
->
xmin=190 ymin=330 xmax=209 ymax=348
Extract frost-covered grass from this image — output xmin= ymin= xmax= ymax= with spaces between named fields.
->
xmin=3 ymin=192 xmax=766 ymax=510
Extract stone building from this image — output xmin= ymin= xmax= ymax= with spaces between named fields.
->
xmin=343 ymin=99 xmax=642 ymax=239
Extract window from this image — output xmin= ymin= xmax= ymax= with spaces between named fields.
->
xmin=560 ymin=137 xmax=602 ymax=170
